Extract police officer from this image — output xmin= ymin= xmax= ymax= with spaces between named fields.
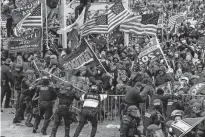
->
xmin=33 ymin=76 xmax=57 ymax=135
xmin=171 ymin=110 xmax=184 ymax=121
xmin=120 ymin=105 xmax=142 ymax=137
xmin=152 ymin=88 xmax=171 ymax=117
xmin=50 ymin=82 xmax=80 ymax=137
xmin=13 ymin=64 xmax=24 ymax=110
xmin=13 ymin=69 xmax=35 ymax=124
xmin=146 ymin=124 xmax=165 ymax=137
xmin=73 ymin=85 xmax=107 ymax=137
xmin=166 ymin=95 xmax=184 ymax=121
xmin=143 ymin=99 xmax=164 ymax=135
xmin=1 ymin=58 xmax=13 ymax=112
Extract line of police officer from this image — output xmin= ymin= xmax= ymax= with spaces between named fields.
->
xmin=1 ymin=59 xmax=108 ymax=137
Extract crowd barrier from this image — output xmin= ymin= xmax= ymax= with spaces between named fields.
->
xmin=72 ymin=94 xmax=205 ymax=123
xmin=10 ymin=88 xmax=205 ymax=123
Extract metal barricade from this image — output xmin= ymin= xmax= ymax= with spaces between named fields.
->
xmin=101 ymin=95 xmax=125 ymax=122
xmin=72 ymin=94 xmax=205 ymax=123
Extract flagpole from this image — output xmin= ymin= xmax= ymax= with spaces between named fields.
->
xmin=85 ymin=38 xmax=108 ymax=73
xmin=44 ymin=0 xmax=49 ymax=50
xmin=84 ymin=38 xmax=114 ymax=79
xmin=161 ymin=2 xmax=164 ymax=43
xmin=41 ymin=70 xmax=86 ymax=93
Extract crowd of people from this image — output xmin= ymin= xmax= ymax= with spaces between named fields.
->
xmin=1 ymin=0 xmax=205 ymax=137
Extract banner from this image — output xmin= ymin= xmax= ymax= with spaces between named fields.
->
xmin=62 ymin=39 xmax=94 ymax=70
xmin=188 ymin=82 xmax=205 ymax=95
xmin=12 ymin=0 xmax=40 ymax=24
xmin=138 ymin=37 xmax=162 ymax=65
xmin=8 ymin=28 xmax=42 ymax=53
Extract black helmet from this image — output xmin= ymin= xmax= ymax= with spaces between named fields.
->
xmin=127 ymin=105 xmax=141 ymax=118
xmin=42 ymin=76 xmax=50 ymax=85
xmin=90 ymin=85 xmax=98 ymax=93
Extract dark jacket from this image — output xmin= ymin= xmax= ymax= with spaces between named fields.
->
xmin=1 ymin=64 xmax=13 ymax=86
xmin=58 ymin=88 xmax=80 ymax=106
xmin=124 ymin=86 xmax=144 ymax=106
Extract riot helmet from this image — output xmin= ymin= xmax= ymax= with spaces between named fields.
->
xmin=90 ymin=85 xmax=98 ymax=93
xmin=42 ymin=76 xmax=50 ymax=85
xmin=127 ymin=105 xmax=141 ymax=119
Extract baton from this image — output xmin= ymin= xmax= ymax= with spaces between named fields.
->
xmin=41 ymin=70 xmax=86 ymax=93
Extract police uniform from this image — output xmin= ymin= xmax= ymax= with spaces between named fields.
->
xmin=13 ymin=70 xmax=35 ymax=124
xmin=12 ymin=64 xmax=24 ymax=110
xmin=166 ymin=97 xmax=184 ymax=121
xmin=120 ymin=105 xmax=142 ymax=137
xmin=143 ymin=99 xmax=164 ymax=135
xmin=73 ymin=85 xmax=107 ymax=137
xmin=50 ymin=82 xmax=80 ymax=137
xmin=1 ymin=58 xmax=13 ymax=110
xmin=33 ymin=76 xmax=57 ymax=135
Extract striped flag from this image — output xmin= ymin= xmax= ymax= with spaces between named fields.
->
xmin=120 ymin=13 xmax=159 ymax=36
xmin=171 ymin=117 xmax=205 ymax=137
xmin=1 ymin=3 xmax=42 ymax=28
xmin=13 ymin=3 xmax=41 ymax=36
xmin=168 ymin=13 xmax=184 ymax=30
xmin=108 ymin=2 xmax=133 ymax=32
xmin=81 ymin=14 xmax=108 ymax=36
xmin=21 ymin=4 xmax=42 ymax=27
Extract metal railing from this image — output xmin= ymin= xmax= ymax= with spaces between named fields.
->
xmin=72 ymin=94 xmax=205 ymax=123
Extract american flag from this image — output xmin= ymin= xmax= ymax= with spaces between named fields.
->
xmin=13 ymin=3 xmax=42 ymax=36
xmin=107 ymin=2 xmax=133 ymax=32
xmin=120 ymin=13 xmax=159 ymax=36
xmin=22 ymin=4 xmax=42 ymax=27
xmin=168 ymin=13 xmax=184 ymax=29
xmin=1 ymin=4 xmax=42 ymax=27
xmin=81 ymin=14 xmax=108 ymax=36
